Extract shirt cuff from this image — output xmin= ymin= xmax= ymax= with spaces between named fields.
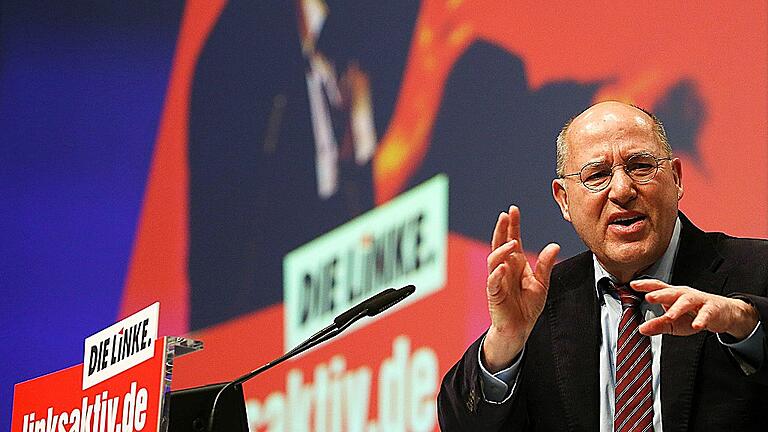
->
xmin=717 ymin=320 xmax=765 ymax=374
xmin=477 ymin=335 xmax=524 ymax=403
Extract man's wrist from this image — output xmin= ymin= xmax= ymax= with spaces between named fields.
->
xmin=482 ymin=326 xmax=526 ymax=373
xmin=726 ymin=299 xmax=760 ymax=341
xmin=477 ymin=335 xmax=524 ymax=403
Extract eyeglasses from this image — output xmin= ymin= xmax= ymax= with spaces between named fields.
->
xmin=560 ymin=152 xmax=672 ymax=192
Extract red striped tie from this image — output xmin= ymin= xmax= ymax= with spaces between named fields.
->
xmin=614 ymin=283 xmax=654 ymax=432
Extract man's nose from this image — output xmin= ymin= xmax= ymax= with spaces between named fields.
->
xmin=608 ymin=168 xmax=637 ymax=204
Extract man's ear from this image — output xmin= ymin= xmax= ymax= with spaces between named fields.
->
xmin=671 ymin=158 xmax=684 ymax=200
xmin=552 ymin=179 xmax=572 ymax=222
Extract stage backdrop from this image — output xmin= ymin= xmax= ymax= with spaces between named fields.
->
xmin=2 ymin=1 xmax=767 ymax=430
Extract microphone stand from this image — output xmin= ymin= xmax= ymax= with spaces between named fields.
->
xmin=205 ymin=285 xmax=414 ymax=431
xmin=206 ymin=310 xmax=366 ymax=431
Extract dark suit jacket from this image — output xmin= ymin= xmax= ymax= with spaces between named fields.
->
xmin=438 ymin=214 xmax=768 ymax=431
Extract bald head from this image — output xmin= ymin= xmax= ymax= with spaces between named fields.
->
xmin=556 ymin=101 xmax=671 ymax=177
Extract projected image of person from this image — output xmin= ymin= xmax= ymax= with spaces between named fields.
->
xmin=438 ymin=101 xmax=768 ymax=431
xmin=186 ymin=1 xmax=419 ymax=330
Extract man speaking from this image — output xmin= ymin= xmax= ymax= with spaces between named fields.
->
xmin=438 ymin=101 xmax=768 ymax=431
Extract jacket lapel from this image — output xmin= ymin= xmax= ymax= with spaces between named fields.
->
xmin=661 ymin=214 xmax=727 ymax=432
xmin=548 ymin=253 xmax=601 ymax=432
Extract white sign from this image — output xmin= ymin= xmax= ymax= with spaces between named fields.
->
xmin=82 ymin=302 xmax=160 ymax=390
xmin=284 ymin=175 xmax=448 ymax=350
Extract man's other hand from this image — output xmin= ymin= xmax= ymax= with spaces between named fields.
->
xmin=633 ymin=279 xmax=759 ymax=340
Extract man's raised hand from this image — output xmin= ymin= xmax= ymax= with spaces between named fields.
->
xmin=483 ymin=205 xmax=560 ymax=372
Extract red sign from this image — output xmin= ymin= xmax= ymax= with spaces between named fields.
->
xmin=12 ymin=337 xmax=170 ymax=432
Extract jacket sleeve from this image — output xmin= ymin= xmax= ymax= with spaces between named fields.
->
xmin=437 ymin=333 xmax=529 ymax=430
xmin=728 ymin=293 xmax=768 ymax=385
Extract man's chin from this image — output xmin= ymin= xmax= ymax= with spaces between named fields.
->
xmin=601 ymin=243 xmax=657 ymax=273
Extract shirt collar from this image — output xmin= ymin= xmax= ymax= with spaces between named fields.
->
xmin=593 ymin=216 xmax=682 ymax=297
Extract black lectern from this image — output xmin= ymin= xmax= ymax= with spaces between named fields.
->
xmin=168 ymin=383 xmax=248 ymax=432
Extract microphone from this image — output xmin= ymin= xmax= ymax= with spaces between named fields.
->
xmin=366 ymin=284 xmax=416 ymax=317
xmin=289 ymin=285 xmax=415 ymax=357
xmin=332 ymin=287 xmax=397 ymax=327
xmin=206 ymin=285 xmax=416 ymax=431
xmin=333 ymin=284 xmax=415 ymax=326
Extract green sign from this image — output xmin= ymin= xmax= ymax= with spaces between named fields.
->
xmin=284 ymin=175 xmax=448 ymax=349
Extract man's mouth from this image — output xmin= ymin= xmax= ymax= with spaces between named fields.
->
xmin=610 ymin=215 xmax=646 ymax=226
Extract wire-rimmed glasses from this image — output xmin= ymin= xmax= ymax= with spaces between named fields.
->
xmin=560 ymin=152 xmax=673 ymax=192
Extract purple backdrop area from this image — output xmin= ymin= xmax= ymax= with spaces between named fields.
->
xmin=0 ymin=1 xmax=183 ymax=428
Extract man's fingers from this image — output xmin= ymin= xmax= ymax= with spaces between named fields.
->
xmin=630 ymin=279 xmax=670 ymax=292
xmin=487 ymin=240 xmax=518 ymax=272
xmin=663 ymin=294 xmax=701 ymax=320
xmin=534 ymin=243 xmax=561 ymax=288
xmin=491 ymin=212 xmax=509 ymax=250
xmin=505 ymin=243 xmax=527 ymax=281
xmin=487 ymin=263 xmax=507 ymax=297
xmin=638 ymin=286 xmax=715 ymax=336
xmin=643 ymin=288 xmax=685 ymax=306
xmin=691 ymin=304 xmax=713 ymax=330
xmin=632 ymin=279 xmax=680 ymax=310
xmin=507 ymin=205 xmax=522 ymax=247
xmin=638 ymin=316 xmax=671 ymax=336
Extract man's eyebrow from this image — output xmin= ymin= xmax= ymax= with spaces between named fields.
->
xmin=580 ymin=157 xmax=608 ymax=166
xmin=625 ymin=150 xmax=655 ymax=158
xmin=578 ymin=150 xmax=656 ymax=167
